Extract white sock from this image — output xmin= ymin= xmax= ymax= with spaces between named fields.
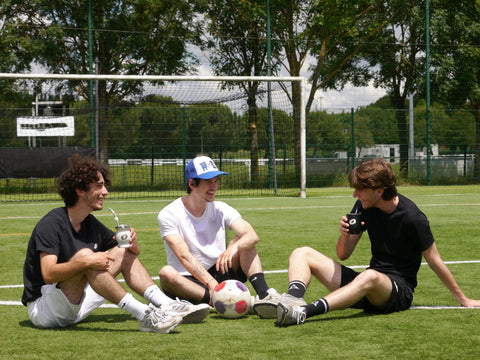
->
xmin=143 ymin=284 xmax=174 ymax=307
xmin=118 ymin=293 xmax=149 ymax=320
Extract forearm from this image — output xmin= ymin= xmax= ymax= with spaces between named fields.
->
xmin=429 ymin=261 xmax=468 ymax=304
xmin=42 ymin=257 xmax=90 ymax=284
xmin=182 ymin=253 xmax=217 ymax=290
xmin=336 ymin=233 xmax=359 ymax=261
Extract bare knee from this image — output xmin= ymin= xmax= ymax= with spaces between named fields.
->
xmin=70 ymin=248 xmax=94 ymax=260
xmin=290 ymin=246 xmax=314 ymax=260
xmin=159 ymin=265 xmax=178 ymax=284
xmin=289 ymin=246 xmax=326 ymax=265
xmin=355 ymin=269 xmax=383 ymax=289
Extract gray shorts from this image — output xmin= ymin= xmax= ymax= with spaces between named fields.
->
xmin=340 ymin=265 xmax=413 ymax=314
xmin=27 ymin=283 xmax=106 ymax=328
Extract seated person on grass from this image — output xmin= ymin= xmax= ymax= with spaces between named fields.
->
xmin=22 ymin=156 xmax=209 ymax=333
xmin=254 ymin=158 xmax=480 ymax=326
xmin=157 ymin=156 xmax=279 ymax=312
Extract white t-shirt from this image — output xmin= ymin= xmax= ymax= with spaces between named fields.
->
xmin=158 ymin=198 xmax=241 ymax=275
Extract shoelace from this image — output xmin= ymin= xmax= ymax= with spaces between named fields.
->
xmin=151 ymin=306 xmax=172 ymax=321
xmin=166 ymin=298 xmax=192 ymax=312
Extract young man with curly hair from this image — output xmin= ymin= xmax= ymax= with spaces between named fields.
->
xmin=22 ymin=156 xmax=208 ymax=333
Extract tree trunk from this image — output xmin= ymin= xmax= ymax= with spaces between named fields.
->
xmin=474 ymin=103 xmax=480 ymax=180
xmin=292 ymin=81 xmax=302 ymax=182
xmin=393 ymin=96 xmax=408 ymax=177
xmin=247 ymin=95 xmax=259 ymax=184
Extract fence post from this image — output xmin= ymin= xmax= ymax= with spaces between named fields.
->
xmin=350 ymin=107 xmax=355 ymax=172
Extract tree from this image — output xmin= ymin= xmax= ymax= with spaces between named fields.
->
xmin=429 ymin=0 xmax=480 ymax=179
xmin=133 ymin=96 xmax=184 ymax=159
xmin=12 ymin=0 xmax=203 ymax=161
xmin=186 ymin=104 xmax=238 ymax=159
xmin=0 ymin=1 xmax=38 ymax=101
xmin=256 ymin=108 xmax=294 ymax=157
xmin=361 ymin=0 xmax=427 ymax=176
xmin=356 ymin=97 xmax=399 ymax=145
xmin=204 ymin=0 xmax=282 ymax=183
xmin=307 ymin=111 xmax=349 ymax=157
xmin=269 ymin=0 xmax=383 ymax=179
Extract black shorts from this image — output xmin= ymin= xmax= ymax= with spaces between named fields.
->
xmin=162 ymin=264 xmax=247 ymax=300
xmin=340 ymin=265 xmax=413 ymax=314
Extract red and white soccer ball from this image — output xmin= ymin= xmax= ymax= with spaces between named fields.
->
xmin=213 ymin=280 xmax=251 ymax=319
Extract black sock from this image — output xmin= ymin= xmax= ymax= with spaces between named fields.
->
xmin=201 ymin=287 xmax=210 ymax=304
xmin=249 ymin=273 xmax=269 ymax=299
xmin=304 ymin=298 xmax=329 ymax=318
xmin=287 ymin=280 xmax=307 ymax=298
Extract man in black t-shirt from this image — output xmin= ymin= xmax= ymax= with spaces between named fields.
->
xmin=22 ymin=156 xmax=209 ymax=332
xmin=254 ymin=158 xmax=480 ymax=326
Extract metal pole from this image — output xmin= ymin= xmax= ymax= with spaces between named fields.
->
xmin=409 ymin=93 xmax=414 ymax=160
xmin=350 ymin=107 xmax=355 ymax=171
xmin=182 ymin=106 xmax=187 ymax=190
xmin=266 ymin=0 xmax=277 ymax=194
xmin=299 ymin=78 xmax=306 ymax=198
xmin=88 ymin=0 xmax=95 ymax=148
xmin=95 ymin=58 xmax=99 ymax=160
xmin=426 ymin=0 xmax=431 ymax=185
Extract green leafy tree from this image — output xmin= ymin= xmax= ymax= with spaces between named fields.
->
xmin=361 ymin=0 xmax=427 ymax=176
xmin=269 ymin=0 xmax=383 ymax=179
xmin=307 ymin=111 xmax=349 ymax=157
xmin=429 ymin=0 xmax=480 ymax=178
xmin=133 ymin=96 xmax=184 ymax=159
xmin=12 ymin=0 xmax=203 ymax=160
xmin=414 ymin=100 xmax=474 ymax=154
xmin=185 ymin=104 xmax=238 ymax=159
xmin=204 ymin=0 xmax=282 ymax=182
xmin=356 ymin=96 xmax=399 ymax=145
xmin=256 ymin=108 xmax=294 ymax=157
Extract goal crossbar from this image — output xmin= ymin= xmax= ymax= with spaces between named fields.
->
xmin=0 ymin=73 xmax=306 ymax=198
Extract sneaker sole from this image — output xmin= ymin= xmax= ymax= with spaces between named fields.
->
xmin=276 ymin=303 xmax=288 ymax=326
xmin=181 ymin=306 xmax=211 ymax=324
xmin=253 ymin=303 xmax=278 ymax=319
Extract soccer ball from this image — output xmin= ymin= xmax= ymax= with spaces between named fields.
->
xmin=212 ymin=280 xmax=251 ymax=319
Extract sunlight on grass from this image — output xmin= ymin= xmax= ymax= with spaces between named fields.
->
xmin=1 ymin=185 xmax=480 ymax=359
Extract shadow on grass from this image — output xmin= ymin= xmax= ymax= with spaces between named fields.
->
xmin=272 ymin=309 xmax=379 ymax=327
xmin=308 ymin=309 xmax=377 ymax=323
xmin=17 ymin=313 xmax=146 ymax=332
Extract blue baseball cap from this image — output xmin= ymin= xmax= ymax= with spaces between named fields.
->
xmin=185 ymin=156 xmax=229 ymax=180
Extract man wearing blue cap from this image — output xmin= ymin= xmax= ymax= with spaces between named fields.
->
xmin=157 ymin=156 xmax=279 ymax=313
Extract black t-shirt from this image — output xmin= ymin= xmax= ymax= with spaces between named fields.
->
xmin=21 ymin=207 xmax=116 ymax=305
xmin=352 ymin=194 xmax=435 ymax=290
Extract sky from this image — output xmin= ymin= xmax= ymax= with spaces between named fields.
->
xmin=195 ymin=53 xmax=387 ymax=113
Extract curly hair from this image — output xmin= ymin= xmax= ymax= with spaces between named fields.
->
xmin=348 ymin=158 xmax=397 ymax=200
xmin=57 ymin=155 xmax=111 ymax=207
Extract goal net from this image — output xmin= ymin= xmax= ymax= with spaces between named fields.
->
xmin=0 ymin=74 xmax=306 ymax=201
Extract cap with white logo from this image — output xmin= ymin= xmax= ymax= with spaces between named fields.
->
xmin=185 ymin=156 xmax=229 ymax=180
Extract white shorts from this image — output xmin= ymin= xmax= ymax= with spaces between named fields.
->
xmin=27 ymin=283 xmax=107 ymax=328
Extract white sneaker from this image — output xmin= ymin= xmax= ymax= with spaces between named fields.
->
xmin=279 ymin=293 xmax=307 ymax=307
xmin=139 ymin=305 xmax=182 ymax=333
xmin=162 ymin=298 xmax=210 ymax=324
xmin=252 ymin=288 xmax=282 ymax=319
xmin=276 ymin=303 xmax=306 ymax=326
xmin=253 ymin=292 xmax=306 ymax=319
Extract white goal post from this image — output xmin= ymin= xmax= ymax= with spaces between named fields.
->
xmin=0 ymin=73 xmax=307 ymax=198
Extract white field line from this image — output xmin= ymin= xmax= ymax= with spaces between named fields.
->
xmin=2 ymin=201 xmax=480 ymax=220
xmin=1 ymin=260 xmax=478 ymax=290
xmin=0 ymin=301 xmax=477 ymax=310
